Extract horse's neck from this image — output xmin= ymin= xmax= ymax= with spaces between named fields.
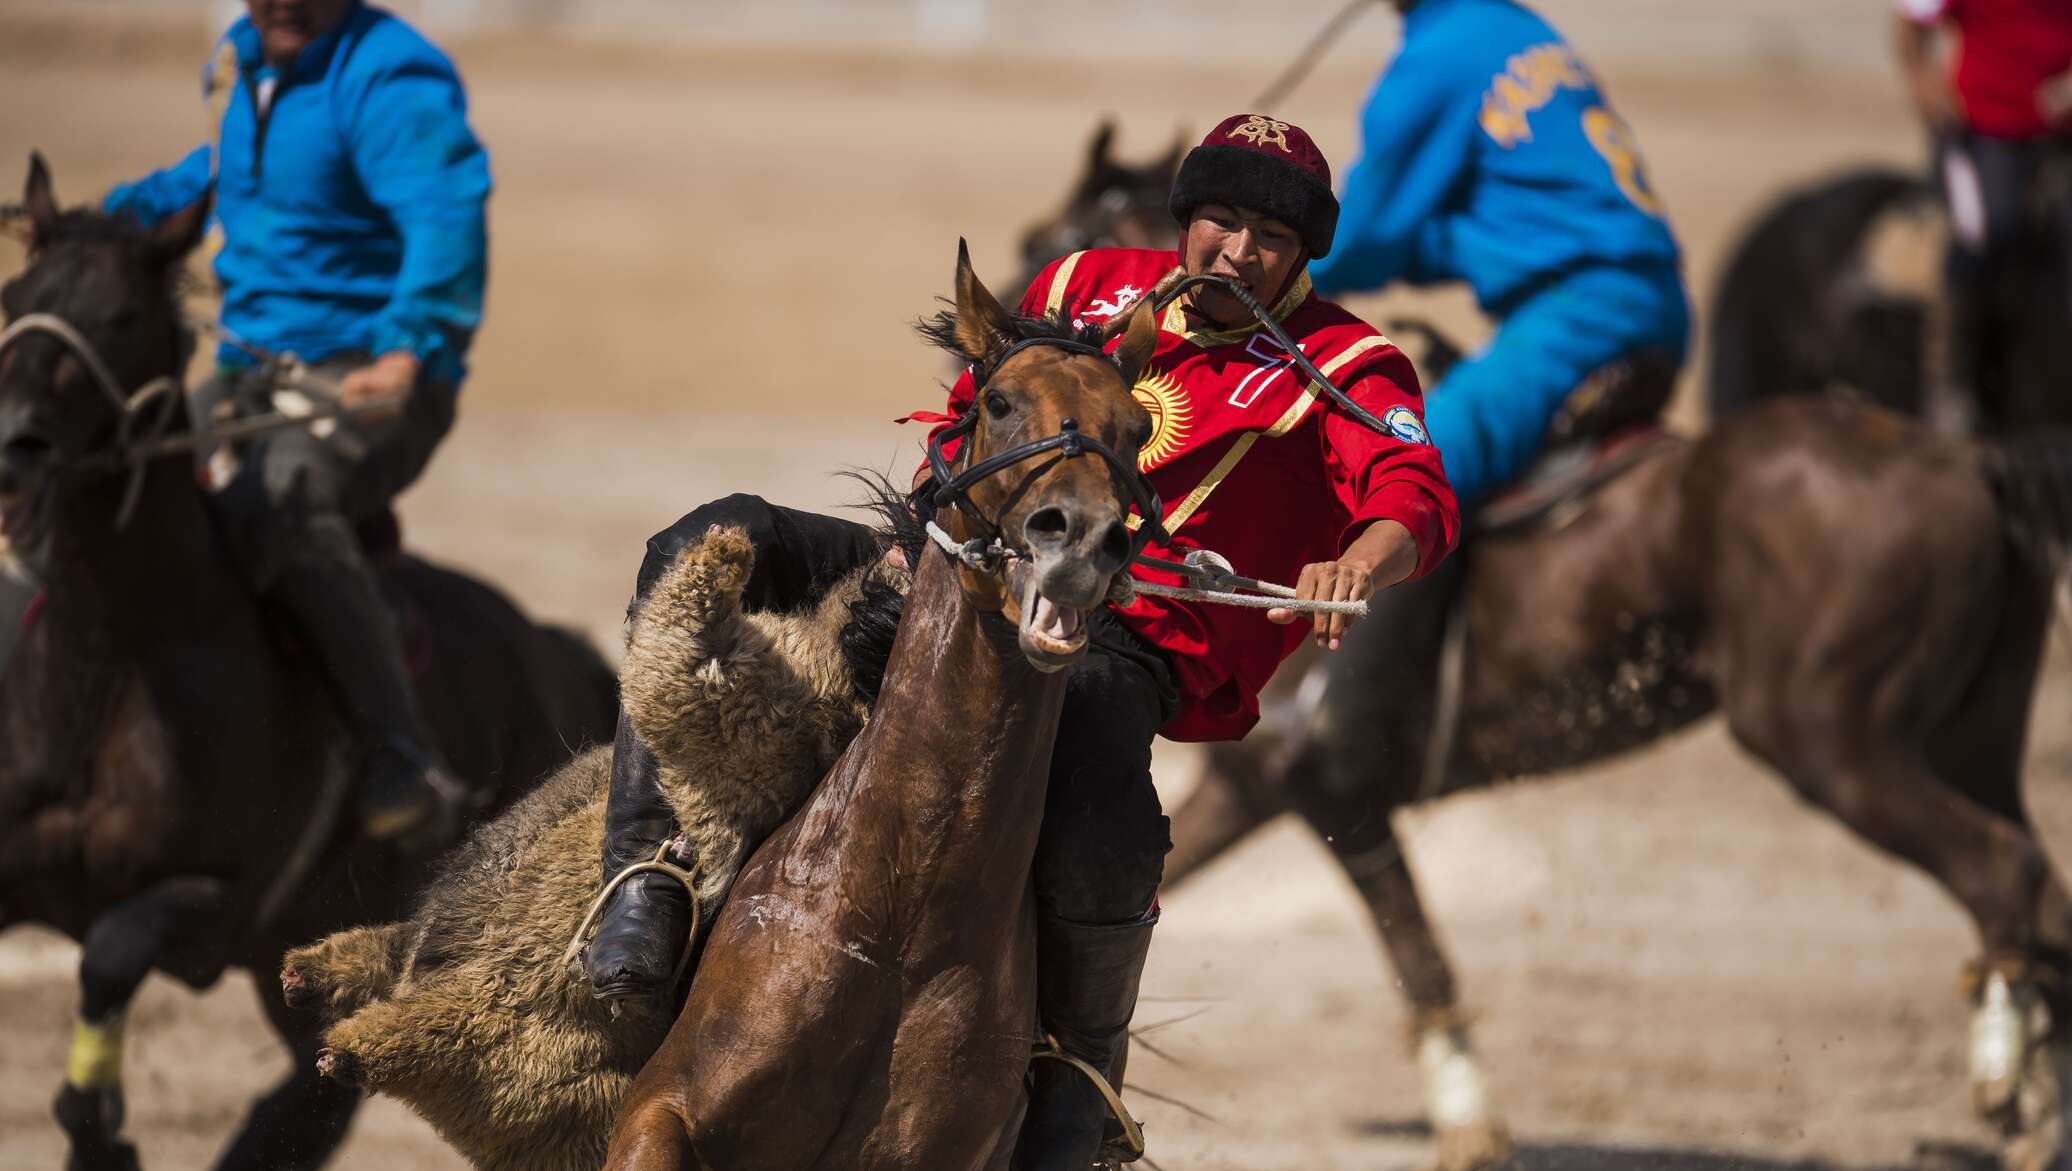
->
xmin=39 ymin=459 xmax=259 ymax=661
xmin=824 ymin=550 xmax=1066 ymax=902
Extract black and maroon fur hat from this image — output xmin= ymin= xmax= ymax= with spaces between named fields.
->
xmin=1168 ymin=113 xmax=1340 ymax=258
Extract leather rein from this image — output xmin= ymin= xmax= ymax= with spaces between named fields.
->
xmin=925 ymin=334 xmax=1169 ymax=570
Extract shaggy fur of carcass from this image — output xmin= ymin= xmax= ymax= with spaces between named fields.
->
xmin=279 ymin=524 xmax=906 ymax=1171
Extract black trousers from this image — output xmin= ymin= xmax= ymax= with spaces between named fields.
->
xmin=633 ymin=494 xmax=1177 ymax=924
xmin=194 ymin=353 xmax=455 ymax=589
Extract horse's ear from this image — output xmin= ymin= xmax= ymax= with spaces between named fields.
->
xmin=1086 ymin=119 xmax=1116 ymax=174
xmin=952 ymin=238 xmax=1013 ymax=362
xmin=1112 ymin=299 xmax=1158 ymax=388
xmin=23 ymin=152 xmax=58 ymax=245
xmin=151 ymin=188 xmax=213 ymax=265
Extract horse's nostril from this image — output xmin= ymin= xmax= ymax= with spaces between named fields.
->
xmin=2 ymin=432 xmax=51 ymax=469
xmin=1096 ymin=521 xmax=1131 ymax=570
xmin=1025 ymin=507 xmax=1071 ymax=548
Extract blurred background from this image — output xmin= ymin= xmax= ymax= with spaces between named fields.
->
xmin=3 ymin=1 xmax=2056 ymax=1168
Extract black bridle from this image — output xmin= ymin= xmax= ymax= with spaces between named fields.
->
xmin=926 ymin=335 xmax=1168 ymax=562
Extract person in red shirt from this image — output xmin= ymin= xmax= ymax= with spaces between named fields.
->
xmin=580 ymin=114 xmax=1459 ymax=1170
xmin=1896 ymin=0 xmax=2072 ymax=429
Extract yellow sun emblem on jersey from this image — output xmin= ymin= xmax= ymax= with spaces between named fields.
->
xmin=1130 ymin=370 xmax=1193 ymax=471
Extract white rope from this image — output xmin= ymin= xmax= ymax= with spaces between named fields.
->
xmin=924 ymin=519 xmax=1369 ymax=617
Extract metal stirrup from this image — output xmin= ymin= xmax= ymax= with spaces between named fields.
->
xmin=1031 ymin=1032 xmax=1147 ymax=1163
xmin=562 ymin=840 xmax=705 ymax=994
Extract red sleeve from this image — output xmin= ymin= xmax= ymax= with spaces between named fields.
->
xmin=904 ymin=254 xmax=1074 ymax=480
xmin=1319 ymin=346 xmax=1460 ymax=580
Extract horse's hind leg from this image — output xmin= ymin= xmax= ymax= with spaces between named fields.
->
xmin=1284 ymin=773 xmax=1506 ymax=1171
xmin=54 ymin=876 xmax=230 ymax=1171
xmin=1723 ymin=564 xmax=2066 ymax=1161
xmin=211 ymin=974 xmax=361 ymax=1171
xmin=1274 ymin=561 xmax=1507 ymax=1171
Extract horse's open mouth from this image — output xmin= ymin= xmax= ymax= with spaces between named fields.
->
xmin=1011 ymin=562 xmax=1090 ymax=670
xmin=0 ymin=483 xmax=44 ymax=554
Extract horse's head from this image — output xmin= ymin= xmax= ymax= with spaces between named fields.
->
xmin=924 ymin=242 xmax=1158 ymax=671
xmin=0 ymin=153 xmax=207 ymax=557
xmin=1013 ymin=121 xmax=1184 ymax=296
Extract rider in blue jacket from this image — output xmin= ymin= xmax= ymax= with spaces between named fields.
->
xmin=1308 ymin=0 xmax=1689 ymax=507
xmin=105 ymin=0 xmax=491 ymax=843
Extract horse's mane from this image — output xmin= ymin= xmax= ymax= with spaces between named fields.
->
xmin=40 ymin=208 xmax=156 ymax=248
xmin=913 ymin=307 xmax=1109 ymax=388
xmin=837 ymin=472 xmax=927 ymax=706
xmin=16 ymin=208 xmax=202 ymax=303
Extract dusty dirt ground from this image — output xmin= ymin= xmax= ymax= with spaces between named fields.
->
xmin=2 ymin=10 xmax=2061 ymax=1170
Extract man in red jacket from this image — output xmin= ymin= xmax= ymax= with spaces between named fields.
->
xmin=584 ymin=114 xmax=1459 ymax=1169
xmin=1896 ymin=0 xmax=2072 ymax=429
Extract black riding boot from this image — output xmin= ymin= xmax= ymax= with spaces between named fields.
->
xmin=272 ymin=557 xmax=448 ymax=844
xmin=584 ymin=710 xmax=696 ymax=1000
xmin=1018 ymin=911 xmax=1157 ymax=1170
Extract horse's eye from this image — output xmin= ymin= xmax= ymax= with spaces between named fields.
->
xmin=985 ymin=393 xmax=1012 ymax=420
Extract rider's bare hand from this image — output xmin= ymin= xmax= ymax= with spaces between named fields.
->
xmin=1268 ymin=519 xmax=1419 ymax=650
xmin=338 ymin=351 xmax=420 ymax=423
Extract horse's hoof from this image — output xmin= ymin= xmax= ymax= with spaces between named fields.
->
xmin=53 ymin=1083 xmax=138 ymax=1171
xmin=1435 ymin=1119 xmax=1512 ymax=1171
xmin=1971 ymin=972 xmax=2032 ymax=1129
xmin=1418 ymin=1024 xmax=1510 ymax=1171
xmin=315 ymin=1046 xmax=363 ymax=1087
xmin=61 ymin=1140 xmax=141 ymax=1171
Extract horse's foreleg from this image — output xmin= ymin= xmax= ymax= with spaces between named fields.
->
xmin=1161 ymin=741 xmax=1284 ymax=888
xmin=1279 ymin=744 xmax=1507 ymax=1171
xmin=603 ymin=1096 xmax=698 ymax=1171
xmin=211 ymin=974 xmax=361 ymax=1171
xmin=54 ymin=876 xmax=231 ymax=1171
xmin=1344 ymin=826 xmax=1506 ymax=1171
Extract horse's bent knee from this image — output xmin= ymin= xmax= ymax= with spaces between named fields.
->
xmin=605 ymin=1099 xmax=697 ymax=1171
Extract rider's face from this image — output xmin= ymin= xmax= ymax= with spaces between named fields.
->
xmin=246 ymin=0 xmax=352 ymax=66
xmin=1181 ymin=204 xmax=1307 ymax=328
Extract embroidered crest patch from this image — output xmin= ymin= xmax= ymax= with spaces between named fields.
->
xmin=1383 ymin=405 xmax=1430 ymax=445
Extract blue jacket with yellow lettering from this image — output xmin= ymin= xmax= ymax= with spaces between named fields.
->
xmin=104 ymin=1 xmax=490 ymax=385
xmin=1308 ymin=0 xmax=1679 ymax=316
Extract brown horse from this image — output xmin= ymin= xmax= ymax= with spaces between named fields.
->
xmin=1162 ymin=374 xmax=2072 ymax=1169
xmin=603 ymin=245 xmax=1159 ymax=1170
xmin=0 ymin=156 xmax=618 ymax=1171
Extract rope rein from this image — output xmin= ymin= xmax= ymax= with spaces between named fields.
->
xmin=0 ymin=313 xmax=404 ymax=528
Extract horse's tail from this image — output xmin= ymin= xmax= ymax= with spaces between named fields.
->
xmin=1983 ymin=433 xmax=2072 ymax=580
xmin=1706 ymin=168 xmax=1932 ymax=421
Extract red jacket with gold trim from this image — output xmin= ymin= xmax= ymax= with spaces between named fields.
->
xmin=916 ymin=247 xmax=1459 ymax=742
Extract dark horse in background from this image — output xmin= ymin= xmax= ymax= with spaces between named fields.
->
xmin=1010 ymin=120 xmax=1183 ymax=301
xmin=0 ymin=157 xmax=619 ymax=1171
xmin=1706 ymin=155 xmax=2072 ymax=430
xmin=1150 ymin=301 xmax=2072 ymax=1166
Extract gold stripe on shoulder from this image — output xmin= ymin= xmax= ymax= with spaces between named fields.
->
xmin=1156 ymin=434 xmax=1262 ymax=534
xmin=1148 ymin=331 xmax=1397 ymax=540
xmin=1042 ymin=251 xmax=1086 ymax=318
xmin=1265 ymin=334 xmax=1392 ymax=438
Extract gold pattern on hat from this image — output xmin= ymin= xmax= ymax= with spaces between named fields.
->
xmin=1226 ymin=115 xmax=1293 ymax=152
